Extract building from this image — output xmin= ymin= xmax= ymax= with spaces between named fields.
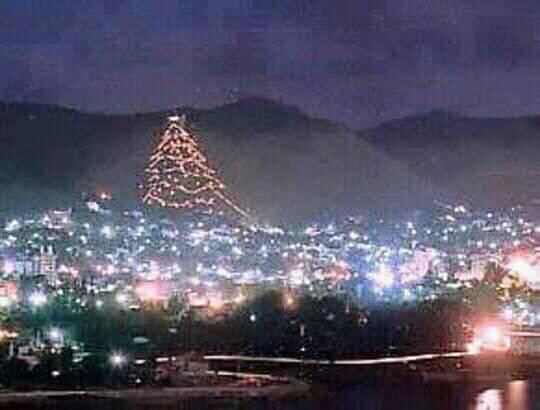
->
xmin=39 ymin=246 xmax=57 ymax=283
xmin=457 ymin=252 xmax=495 ymax=282
xmin=0 ymin=281 xmax=18 ymax=307
xmin=470 ymin=253 xmax=492 ymax=281
xmin=2 ymin=252 xmax=39 ymax=279
xmin=15 ymin=257 xmax=38 ymax=279
xmin=43 ymin=209 xmax=73 ymax=230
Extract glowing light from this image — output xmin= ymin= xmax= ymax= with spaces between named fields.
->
xmin=475 ymin=389 xmax=503 ymax=410
xmin=482 ymin=326 xmax=501 ymax=344
xmin=115 ymin=293 xmax=128 ymax=305
xmin=473 ymin=324 xmax=510 ymax=352
xmin=99 ymin=191 xmax=112 ymax=201
xmin=29 ymin=291 xmax=47 ymax=307
xmin=100 ymin=225 xmax=114 ymax=238
xmin=369 ymin=265 xmax=395 ymax=288
xmin=0 ymin=329 xmax=18 ymax=340
xmin=208 ymin=294 xmax=224 ymax=310
xmin=507 ymin=258 xmax=539 ymax=284
xmin=0 ymin=297 xmax=11 ymax=308
xmin=502 ymin=307 xmax=513 ymax=321
xmin=110 ymin=352 xmax=126 ymax=367
xmin=142 ymin=115 xmax=248 ymax=217
xmin=3 ymin=260 xmax=15 ymax=275
xmin=5 ymin=219 xmax=21 ymax=232
xmin=49 ymin=327 xmax=63 ymax=343
xmin=283 ymin=293 xmax=296 ymax=309
xmin=466 ymin=341 xmax=480 ymax=355
xmin=0 ymin=282 xmax=17 ymax=305
xmin=135 ymin=281 xmax=167 ymax=302
xmin=234 ymin=293 xmax=246 ymax=305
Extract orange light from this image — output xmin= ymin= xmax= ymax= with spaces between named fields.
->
xmin=208 ymin=295 xmax=224 ymax=310
xmin=283 ymin=293 xmax=296 ymax=309
xmin=473 ymin=324 xmax=510 ymax=352
xmin=135 ymin=281 xmax=167 ymax=302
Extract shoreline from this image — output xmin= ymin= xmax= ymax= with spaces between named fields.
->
xmin=0 ymin=379 xmax=310 ymax=406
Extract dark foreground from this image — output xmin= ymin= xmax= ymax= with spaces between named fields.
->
xmin=0 ymin=379 xmax=538 ymax=410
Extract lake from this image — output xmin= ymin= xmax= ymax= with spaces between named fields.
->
xmin=1 ymin=380 xmax=537 ymax=409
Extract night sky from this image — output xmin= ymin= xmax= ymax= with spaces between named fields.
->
xmin=1 ymin=0 xmax=540 ymax=127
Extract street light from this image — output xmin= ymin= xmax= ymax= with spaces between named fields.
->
xmin=29 ymin=291 xmax=47 ymax=307
xmin=49 ymin=327 xmax=62 ymax=342
xmin=110 ymin=352 xmax=126 ymax=367
xmin=249 ymin=313 xmax=257 ymax=356
xmin=48 ymin=327 xmax=64 ymax=348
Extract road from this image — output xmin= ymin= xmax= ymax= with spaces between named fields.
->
xmin=205 ymin=351 xmax=474 ymax=366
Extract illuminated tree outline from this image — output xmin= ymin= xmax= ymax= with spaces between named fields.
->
xmin=142 ymin=115 xmax=248 ymax=218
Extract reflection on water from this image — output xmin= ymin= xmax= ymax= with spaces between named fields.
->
xmin=475 ymin=389 xmax=503 ymax=410
xmin=2 ymin=380 xmax=540 ymax=410
xmin=507 ymin=380 xmax=528 ymax=410
xmin=475 ymin=381 xmax=529 ymax=410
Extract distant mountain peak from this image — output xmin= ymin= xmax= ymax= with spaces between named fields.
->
xmin=0 ymin=101 xmax=82 ymax=117
xmin=390 ymin=109 xmax=463 ymax=125
xmin=211 ymin=97 xmax=302 ymax=117
xmin=200 ymin=96 xmax=313 ymax=132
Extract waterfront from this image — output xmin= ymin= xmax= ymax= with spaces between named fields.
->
xmin=1 ymin=379 xmax=538 ymax=409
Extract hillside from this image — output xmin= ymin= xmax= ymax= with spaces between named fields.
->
xmin=0 ymin=99 xmax=442 ymax=222
xmin=358 ymin=111 xmax=540 ymax=212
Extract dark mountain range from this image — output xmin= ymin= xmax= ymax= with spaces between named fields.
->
xmin=1 ymin=98 xmax=535 ymax=222
xmin=358 ymin=111 xmax=540 ymax=213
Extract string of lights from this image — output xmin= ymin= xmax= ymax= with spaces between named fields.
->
xmin=142 ymin=115 xmax=249 ymax=218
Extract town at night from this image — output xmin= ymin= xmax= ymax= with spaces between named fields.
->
xmin=4 ymin=1 xmax=540 ymax=408
xmin=0 ymin=185 xmax=539 ymax=406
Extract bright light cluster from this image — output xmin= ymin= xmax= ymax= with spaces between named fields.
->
xmin=468 ymin=324 xmax=511 ymax=353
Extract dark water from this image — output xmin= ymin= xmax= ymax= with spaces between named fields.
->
xmin=2 ymin=380 xmax=539 ymax=409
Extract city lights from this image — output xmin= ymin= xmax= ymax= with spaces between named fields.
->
xmin=369 ymin=265 xmax=395 ymax=289
xmin=0 ymin=199 xmax=536 ymax=390
xmin=471 ymin=324 xmax=511 ymax=353
xmin=29 ymin=291 xmax=47 ymax=307
xmin=48 ymin=327 xmax=63 ymax=344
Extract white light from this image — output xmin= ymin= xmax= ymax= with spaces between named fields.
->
xmin=110 ymin=352 xmax=126 ymax=367
xmin=100 ymin=225 xmax=114 ymax=238
xmin=49 ymin=327 xmax=62 ymax=342
xmin=234 ymin=293 xmax=246 ymax=305
xmin=5 ymin=219 xmax=21 ymax=232
xmin=3 ymin=260 xmax=15 ymax=275
xmin=369 ymin=266 xmax=394 ymax=288
xmin=483 ymin=326 xmax=500 ymax=344
xmin=502 ymin=307 xmax=513 ymax=321
xmin=0 ymin=296 xmax=12 ymax=308
xmin=115 ymin=293 xmax=128 ymax=305
xmin=29 ymin=291 xmax=47 ymax=307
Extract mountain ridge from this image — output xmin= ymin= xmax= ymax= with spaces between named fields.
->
xmin=0 ymin=98 xmax=538 ymax=221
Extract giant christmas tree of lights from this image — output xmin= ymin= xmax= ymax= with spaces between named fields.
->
xmin=142 ymin=115 xmax=248 ymax=218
